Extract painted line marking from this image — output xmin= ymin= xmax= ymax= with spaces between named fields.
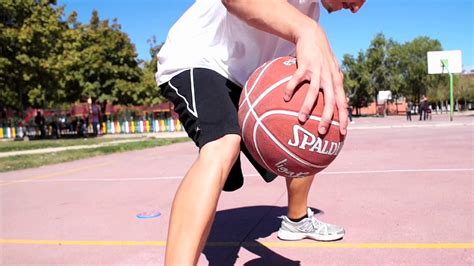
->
xmin=348 ymin=122 xmax=473 ymax=130
xmin=0 ymin=239 xmax=472 ymax=249
xmin=0 ymin=162 xmax=112 ymax=187
xmin=320 ymin=168 xmax=474 ymax=175
xmin=0 ymin=139 xmax=151 ymax=158
xmin=3 ymin=168 xmax=473 ymax=183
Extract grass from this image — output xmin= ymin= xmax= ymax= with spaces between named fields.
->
xmin=0 ymin=137 xmax=190 ymax=172
xmin=0 ymin=137 xmax=144 ymax=153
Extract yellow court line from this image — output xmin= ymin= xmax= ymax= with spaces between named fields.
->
xmin=0 ymin=239 xmax=166 ymax=246
xmin=0 ymin=162 xmax=111 ymax=187
xmin=258 ymin=242 xmax=474 ymax=249
xmin=1 ymin=239 xmax=472 ymax=249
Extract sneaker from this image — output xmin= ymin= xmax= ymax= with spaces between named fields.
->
xmin=277 ymin=208 xmax=345 ymax=241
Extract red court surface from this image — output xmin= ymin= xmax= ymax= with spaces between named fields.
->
xmin=1 ymin=114 xmax=473 ymax=265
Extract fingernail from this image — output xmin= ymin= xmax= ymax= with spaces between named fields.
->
xmin=319 ymin=126 xmax=327 ymax=134
xmin=284 ymin=94 xmax=291 ymax=102
xmin=299 ymin=113 xmax=307 ymax=122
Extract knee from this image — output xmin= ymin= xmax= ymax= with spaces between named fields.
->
xmin=200 ymin=134 xmax=241 ymax=165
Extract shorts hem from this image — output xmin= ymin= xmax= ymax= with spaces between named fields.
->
xmin=197 ymin=129 xmax=241 ymax=149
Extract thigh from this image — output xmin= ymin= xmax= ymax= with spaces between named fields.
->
xmin=161 ymin=68 xmax=278 ymax=186
xmin=161 ymin=68 xmax=242 ymax=148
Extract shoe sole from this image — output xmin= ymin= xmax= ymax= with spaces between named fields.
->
xmin=277 ymin=229 xmax=344 ymax=242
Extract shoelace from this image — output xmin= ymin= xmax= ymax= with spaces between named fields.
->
xmin=310 ymin=216 xmax=329 ymax=235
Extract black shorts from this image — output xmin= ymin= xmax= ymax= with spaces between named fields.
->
xmin=160 ymin=68 xmax=277 ymax=191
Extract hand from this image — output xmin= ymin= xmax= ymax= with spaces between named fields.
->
xmin=284 ymin=23 xmax=348 ymax=136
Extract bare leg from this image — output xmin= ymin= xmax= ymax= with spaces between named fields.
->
xmin=165 ymin=135 xmax=241 ymax=265
xmin=279 ymin=174 xmax=345 ymax=242
xmin=285 ymin=175 xmax=315 ymax=219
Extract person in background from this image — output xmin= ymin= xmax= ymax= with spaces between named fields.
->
xmin=34 ymin=111 xmax=46 ymax=139
xmin=347 ymin=96 xmax=354 ymax=124
xmin=406 ymin=100 xmax=412 ymax=121
xmin=90 ymin=99 xmax=101 ymax=136
xmin=419 ymin=95 xmax=427 ymax=121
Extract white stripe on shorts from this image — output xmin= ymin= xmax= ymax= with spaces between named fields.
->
xmin=167 ymin=70 xmax=198 ymax=118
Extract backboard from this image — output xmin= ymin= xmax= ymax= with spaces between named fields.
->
xmin=427 ymin=50 xmax=462 ymax=74
xmin=377 ymin=90 xmax=392 ymax=104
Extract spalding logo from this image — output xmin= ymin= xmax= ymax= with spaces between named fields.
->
xmin=287 ymin=125 xmax=343 ymax=156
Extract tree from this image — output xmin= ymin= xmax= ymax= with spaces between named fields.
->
xmin=71 ymin=11 xmax=142 ymax=104
xmin=455 ymin=73 xmax=474 ymax=110
xmin=0 ymin=0 xmax=66 ymax=109
xmin=399 ymin=37 xmax=443 ymax=105
xmin=341 ymin=33 xmax=452 ymax=114
xmin=385 ymin=40 xmax=406 ymax=102
xmin=365 ymin=33 xmax=391 ymax=106
xmin=130 ymin=36 xmax=165 ymax=106
xmin=58 ymin=11 xmax=87 ymax=104
xmin=342 ymin=51 xmax=370 ymax=115
xmin=1 ymin=2 xmax=147 ymax=110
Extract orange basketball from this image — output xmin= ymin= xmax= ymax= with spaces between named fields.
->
xmin=238 ymin=56 xmax=346 ymax=178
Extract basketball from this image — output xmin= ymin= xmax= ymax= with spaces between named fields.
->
xmin=238 ymin=56 xmax=346 ymax=178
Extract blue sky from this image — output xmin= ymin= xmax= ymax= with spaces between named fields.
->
xmin=58 ymin=0 xmax=473 ymax=70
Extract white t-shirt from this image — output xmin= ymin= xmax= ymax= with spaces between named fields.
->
xmin=156 ymin=0 xmax=320 ymax=87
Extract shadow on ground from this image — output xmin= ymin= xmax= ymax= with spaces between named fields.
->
xmin=202 ymin=205 xmax=323 ymax=266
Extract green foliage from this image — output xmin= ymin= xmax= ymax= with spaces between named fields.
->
xmin=397 ymin=36 xmax=443 ymax=103
xmin=5 ymin=3 xmax=468 ymax=112
xmin=64 ymin=12 xmax=142 ymax=104
xmin=1 ymin=0 xmax=65 ymax=109
xmin=341 ymin=33 xmax=469 ymax=108
xmin=455 ymin=73 xmax=474 ymax=102
xmin=1 ymin=1 xmax=161 ymax=110
xmin=342 ymin=51 xmax=370 ymax=114
xmin=133 ymin=36 xmax=165 ymax=106
xmin=365 ymin=33 xmax=391 ymax=102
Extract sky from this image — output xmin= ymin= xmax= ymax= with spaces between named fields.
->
xmin=58 ymin=0 xmax=474 ymax=71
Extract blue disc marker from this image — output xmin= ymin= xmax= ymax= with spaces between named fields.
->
xmin=136 ymin=211 xmax=161 ymax=219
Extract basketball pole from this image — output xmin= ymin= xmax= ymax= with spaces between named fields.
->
xmin=441 ymin=59 xmax=454 ymax=122
xmin=449 ymin=72 xmax=454 ymax=121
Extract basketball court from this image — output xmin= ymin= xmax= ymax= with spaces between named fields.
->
xmin=1 ymin=114 xmax=473 ymax=265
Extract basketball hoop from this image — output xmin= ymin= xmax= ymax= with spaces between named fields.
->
xmin=427 ymin=50 xmax=462 ymax=121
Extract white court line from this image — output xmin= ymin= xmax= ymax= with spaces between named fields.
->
xmin=348 ymin=122 xmax=473 ymax=130
xmin=6 ymin=168 xmax=473 ymax=183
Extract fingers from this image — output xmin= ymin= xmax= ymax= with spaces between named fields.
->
xmin=318 ymin=72 xmax=335 ymax=135
xmin=335 ymin=90 xmax=349 ymax=135
xmin=296 ymin=64 xmax=321 ymax=122
xmin=298 ymin=73 xmax=320 ymax=122
xmin=332 ymin=61 xmax=349 ymax=135
xmin=285 ymin=68 xmax=305 ymax=102
xmin=287 ymin=57 xmax=340 ymax=135
xmin=288 ymin=24 xmax=348 ymax=136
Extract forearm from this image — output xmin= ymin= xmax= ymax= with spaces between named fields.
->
xmin=221 ymin=0 xmax=318 ymax=43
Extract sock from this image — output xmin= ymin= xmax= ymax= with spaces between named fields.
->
xmin=288 ymin=214 xmax=308 ymax=223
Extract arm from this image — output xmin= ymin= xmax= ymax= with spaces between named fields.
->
xmin=222 ymin=0 xmax=348 ymax=135
xmin=222 ymin=0 xmax=315 ymax=43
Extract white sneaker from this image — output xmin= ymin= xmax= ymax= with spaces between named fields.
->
xmin=277 ymin=208 xmax=345 ymax=241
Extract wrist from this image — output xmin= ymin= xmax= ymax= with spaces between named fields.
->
xmin=293 ymin=19 xmax=319 ymax=44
